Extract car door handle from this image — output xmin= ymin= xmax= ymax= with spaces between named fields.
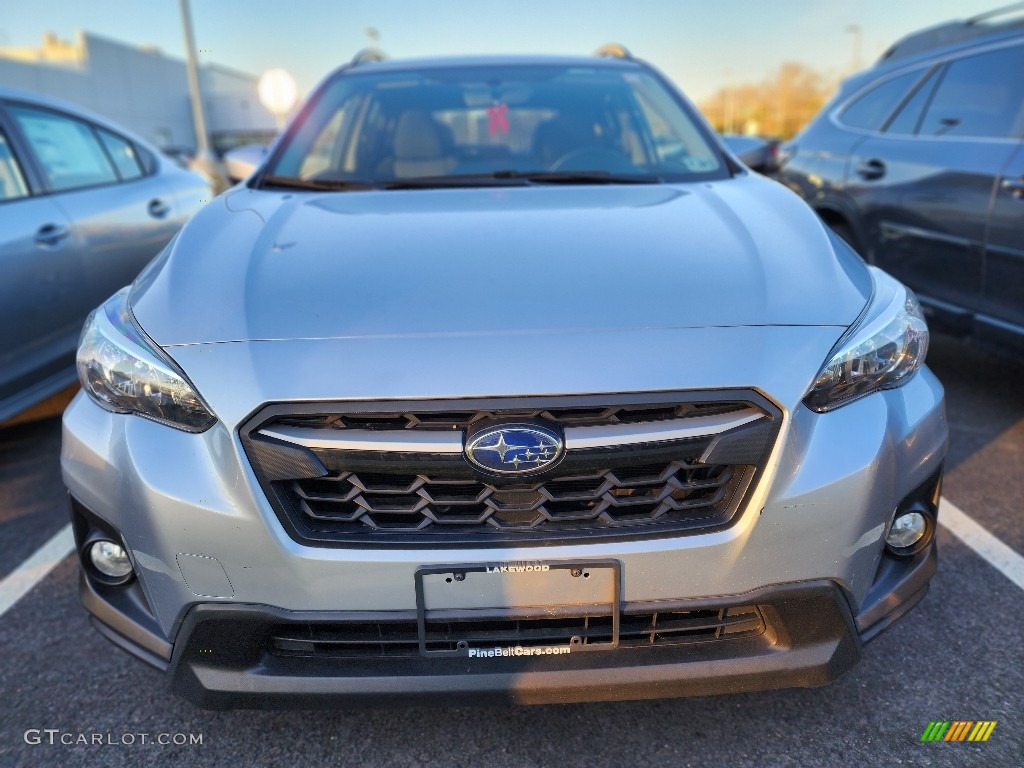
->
xmin=856 ymin=159 xmax=886 ymax=181
xmin=1001 ymin=177 xmax=1024 ymax=199
xmin=147 ymin=198 xmax=170 ymax=218
xmin=34 ymin=223 xmax=70 ymax=247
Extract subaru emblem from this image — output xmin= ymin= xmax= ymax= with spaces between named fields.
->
xmin=465 ymin=424 xmax=564 ymax=475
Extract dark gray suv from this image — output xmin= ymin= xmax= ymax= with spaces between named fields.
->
xmin=778 ymin=8 xmax=1024 ymax=352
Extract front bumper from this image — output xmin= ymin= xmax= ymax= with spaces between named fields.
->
xmin=170 ymin=581 xmax=864 ymax=709
xmin=76 ymin=540 xmax=935 ymax=709
xmin=62 ymin=361 xmax=947 ymax=707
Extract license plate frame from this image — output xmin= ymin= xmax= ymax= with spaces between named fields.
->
xmin=414 ymin=559 xmax=621 ymax=658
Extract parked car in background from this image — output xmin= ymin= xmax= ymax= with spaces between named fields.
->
xmin=223 ymin=143 xmax=269 ymax=184
xmin=62 ymin=48 xmax=946 ymax=709
xmin=160 ymin=145 xmax=196 ymax=170
xmin=0 ymin=88 xmax=210 ymax=422
xmin=778 ymin=7 xmax=1024 ymax=351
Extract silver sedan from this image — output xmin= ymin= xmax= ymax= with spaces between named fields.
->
xmin=0 ymin=87 xmax=209 ymax=421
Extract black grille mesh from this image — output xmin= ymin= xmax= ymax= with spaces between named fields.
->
xmin=242 ymin=395 xmax=778 ymax=547
xmin=269 ymin=605 xmax=766 ymax=659
xmin=290 ymin=461 xmax=736 ymax=534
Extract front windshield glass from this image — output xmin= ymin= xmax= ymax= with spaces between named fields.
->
xmin=263 ymin=64 xmax=726 ymax=186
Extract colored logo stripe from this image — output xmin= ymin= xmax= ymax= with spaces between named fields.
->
xmin=944 ymin=721 xmax=972 ymax=741
xmin=969 ymin=721 xmax=997 ymax=742
xmin=920 ymin=721 xmax=996 ymax=742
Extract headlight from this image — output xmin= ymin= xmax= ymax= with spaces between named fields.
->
xmin=76 ymin=288 xmax=216 ymax=432
xmin=803 ymin=268 xmax=929 ymax=412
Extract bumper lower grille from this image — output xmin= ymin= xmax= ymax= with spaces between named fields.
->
xmin=269 ymin=605 xmax=767 ymax=659
xmin=240 ymin=392 xmax=780 ymax=547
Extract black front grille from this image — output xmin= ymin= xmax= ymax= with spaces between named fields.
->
xmin=240 ymin=392 xmax=781 ymax=548
xmin=290 ymin=460 xmax=737 ymax=534
xmin=269 ymin=605 xmax=767 ymax=659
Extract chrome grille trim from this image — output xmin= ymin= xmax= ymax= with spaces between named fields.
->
xmin=563 ymin=408 xmax=763 ymax=449
xmin=259 ymin=408 xmax=765 ymax=453
xmin=259 ymin=426 xmax=464 ymax=453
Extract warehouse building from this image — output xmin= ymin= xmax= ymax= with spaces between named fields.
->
xmin=0 ymin=30 xmax=277 ymax=155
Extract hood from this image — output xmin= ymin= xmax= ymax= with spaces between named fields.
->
xmin=131 ymin=176 xmax=871 ymax=346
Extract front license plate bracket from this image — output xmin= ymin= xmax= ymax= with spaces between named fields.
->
xmin=414 ymin=559 xmax=621 ymax=659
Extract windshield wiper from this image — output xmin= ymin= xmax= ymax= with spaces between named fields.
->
xmin=495 ymin=170 xmax=659 ymax=185
xmin=377 ymin=173 xmax=530 ymax=189
xmin=259 ymin=175 xmax=380 ymax=192
xmin=379 ymin=170 xmax=659 ymax=189
xmin=258 ymin=171 xmax=660 ymax=192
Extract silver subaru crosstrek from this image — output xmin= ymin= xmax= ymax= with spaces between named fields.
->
xmin=61 ymin=49 xmax=947 ymax=709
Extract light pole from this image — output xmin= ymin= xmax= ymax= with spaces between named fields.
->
xmin=846 ymin=24 xmax=863 ymax=73
xmin=179 ymin=0 xmax=221 ymax=187
xmin=723 ymin=68 xmax=735 ymax=134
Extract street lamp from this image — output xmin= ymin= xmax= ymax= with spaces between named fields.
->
xmin=258 ymin=68 xmax=298 ymax=131
xmin=723 ymin=68 xmax=735 ymax=134
xmin=846 ymin=24 xmax=863 ymax=72
xmin=179 ymin=0 xmax=219 ymax=185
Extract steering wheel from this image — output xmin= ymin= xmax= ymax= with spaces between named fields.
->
xmin=550 ymin=146 xmax=637 ymax=173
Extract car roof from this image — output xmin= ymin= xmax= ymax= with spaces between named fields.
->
xmin=0 ymin=85 xmax=161 ymax=152
xmin=877 ymin=24 xmax=1024 ymax=69
xmin=833 ymin=18 xmax=1024 ymax=102
xmin=879 ymin=4 xmax=1024 ymax=63
xmin=335 ymin=53 xmax=646 ymax=76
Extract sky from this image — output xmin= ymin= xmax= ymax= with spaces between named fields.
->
xmin=0 ymin=0 xmax=1010 ymax=103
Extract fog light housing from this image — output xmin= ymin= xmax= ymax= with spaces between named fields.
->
xmin=87 ymin=539 xmax=134 ymax=584
xmin=885 ymin=509 xmax=933 ymax=557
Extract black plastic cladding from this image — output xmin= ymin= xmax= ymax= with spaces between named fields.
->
xmin=237 ymin=390 xmax=782 ymax=549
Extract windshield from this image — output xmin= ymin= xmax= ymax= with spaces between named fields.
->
xmin=261 ymin=63 xmax=727 ymax=188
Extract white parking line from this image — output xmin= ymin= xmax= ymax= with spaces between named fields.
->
xmin=939 ymin=497 xmax=1024 ymax=592
xmin=0 ymin=523 xmax=74 ymax=620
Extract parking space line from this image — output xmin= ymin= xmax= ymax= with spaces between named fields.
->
xmin=0 ymin=523 xmax=74 ymax=620
xmin=939 ymin=497 xmax=1024 ymax=592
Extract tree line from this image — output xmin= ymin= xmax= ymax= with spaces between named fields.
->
xmin=699 ymin=62 xmax=838 ymax=139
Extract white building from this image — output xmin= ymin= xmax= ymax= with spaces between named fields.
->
xmin=0 ymin=30 xmax=278 ymax=154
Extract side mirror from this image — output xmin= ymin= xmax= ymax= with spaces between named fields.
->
xmin=223 ymin=144 xmax=268 ymax=184
xmin=720 ymin=134 xmax=769 ymax=172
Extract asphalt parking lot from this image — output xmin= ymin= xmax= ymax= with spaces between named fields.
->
xmin=0 ymin=333 xmax=1021 ymax=767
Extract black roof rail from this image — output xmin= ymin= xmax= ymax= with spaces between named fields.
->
xmin=879 ymin=2 xmax=1024 ymax=62
xmin=350 ymin=48 xmax=389 ymax=66
xmin=593 ymin=43 xmax=633 ymax=60
xmin=968 ymin=1 xmax=1024 ymax=23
